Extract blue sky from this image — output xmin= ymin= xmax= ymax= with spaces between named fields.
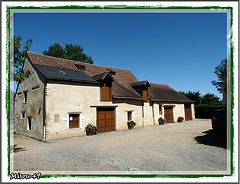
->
xmin=14 ymin=12 xmax=227 ymax=99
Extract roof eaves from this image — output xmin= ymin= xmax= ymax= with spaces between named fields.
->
xmin=112 ymin=96 xmax=145 ymax=101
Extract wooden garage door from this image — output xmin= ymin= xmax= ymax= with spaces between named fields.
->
xmin=164 ymin=107 xmax=173 ymax=123
xmin=185 ymin=104 xmax=192 ymax=121
xmin=97 ymin=108 xmax=115 ymax=133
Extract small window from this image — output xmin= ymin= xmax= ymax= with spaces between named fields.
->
xmin=32 ymin=86 xmax=39 ymax=91
xmin=68 ymin=114 xmax=80 ymax=129
xmin=21 ymin=112 xmax=26 ymax=119
xmin=59 ymin=71 xmax=66 ymax=75
xmin=54 ymin=114 xmax=60 ymax=123
xmin=75 ymin=64 xmax=86 ymax=71
xmin=23 ymin=91 xmax=27 ymax=103
xmin=127 ymin=111 xmax=132 ymax=122
xmin=38 ymin=108 xmax=41 ymax=115
xmin=27 ymin=117 xmax=32 ymax=131
xmin=159 ymin=105 xmax=162 ymax=114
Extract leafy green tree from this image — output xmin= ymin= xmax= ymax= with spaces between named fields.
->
xmin=179 ymin=90 xmax=202 ymax=105
xmin=211 ymin=58 xmax=227 ymax=94
xmin=42 ymin=43 xmax=66 ymax=59
xmin=14 ymin=35 xmax=32 ymax=83
xmin=43 ymin=43 xmax=93 ymax=64
xmin=201 ymin=93 xmax=223 ymax=105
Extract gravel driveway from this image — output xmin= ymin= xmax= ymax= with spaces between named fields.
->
xmin=12 ymin=119 xmax=228 ymax=173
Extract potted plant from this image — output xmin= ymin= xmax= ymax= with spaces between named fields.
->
xmin=127 ymin=121 xmax=136 ymax=130
xmin=177 ymin=117 xmax=184 ymax=122
xmin=158 ymin=117 xmax=166 ymax=125
xmin=85 ymin=123 xmax=98 ymax=135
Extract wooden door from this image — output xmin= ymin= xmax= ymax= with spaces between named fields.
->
xmin=97 ymin=108 xmax=115 ymax=133
xmin=164 ymin=107 xmax=173 ymax=123
xmin=185 ymin=104 xmax=192 ymax=121
xmin=101 ymin=83 xmax=111 ymax=101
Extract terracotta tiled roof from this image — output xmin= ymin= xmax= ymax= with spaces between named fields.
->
xmin=91 ymin=71 xmax=114 ymax=82
xmin=27 ymin=52 xmax=144 ymax=100
xmin=130 ymin=80 xmax=150 ymax=87
xmin=27 ymin=52 xmax=193 ymax=103
xmin=148 ymin=83 xmax=194 ymax=103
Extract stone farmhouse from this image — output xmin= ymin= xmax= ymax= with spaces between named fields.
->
xmin=14 ymin=52 xmax=195 ymax=140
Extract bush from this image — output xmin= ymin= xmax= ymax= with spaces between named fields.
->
xmin=85 ymin=124 xmax=98 ymax=135
xmin=195 ymin=104 xmax=226 ymax=119
xmin=158 ymin=117 xmax=166 ymax=125
xmin=177 ymin=117 xmax=184 ymax=122
xmin=127 ymin=121 xmax=136 ymax=129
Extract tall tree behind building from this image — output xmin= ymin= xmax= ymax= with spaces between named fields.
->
xmin=211 ymin=58 xmax=227 ymax=104
xmin=14 ymin=35 xmax=32 ymax=83
xmin=211 ymin=58 xmax=227 ymax=94
xmin=43 ymin=43 xmax=94 ymax=64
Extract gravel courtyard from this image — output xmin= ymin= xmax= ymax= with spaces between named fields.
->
xmin=12 ymin=119 xmax=228 ymax=173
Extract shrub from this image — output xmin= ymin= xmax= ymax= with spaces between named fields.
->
xmin=127 ymin=121 xmax=136 ymax=129
xmin=158 ymin=117 xmax=166 ymax=125
xmin=85 ymin=124 xmax=98 ymax=135
xmin=195 ymin=104 xmax=226 ymax=119
xmin=177 ymin=117 xmax=184 ymax=122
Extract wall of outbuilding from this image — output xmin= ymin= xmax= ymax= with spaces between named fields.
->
xmin=14 ymin=58 xmax=44 ymax=140
xmin=44 ymin=82 xmax=195 ymax=140
xmin=15 ymin=64 xmax=195 ymax=141
xmin=45 ymin=83 xmax=145 ymax=140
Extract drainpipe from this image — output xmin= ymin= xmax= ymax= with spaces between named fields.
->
xmin=151 ymin=101 xmax=155 ymax=125
xmin=142 ymin=100 xmax=144 ymax=127
xmin=43 ymin=82 xmax=46 ymax=141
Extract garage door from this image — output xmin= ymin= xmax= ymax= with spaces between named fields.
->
xmin=164 ymin=107 xmax=173 ymax=123
xmin=97 ymin=108 xmax=115 ymax=133
xmin=185 ymin=104 xmax=192 ymax=121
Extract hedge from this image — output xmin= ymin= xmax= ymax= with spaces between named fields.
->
xmin=195 ymin=104 xmax=227 ymax=119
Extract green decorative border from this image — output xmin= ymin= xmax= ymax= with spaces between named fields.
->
xmin=6 ymin=5 xmax=234 ymax=179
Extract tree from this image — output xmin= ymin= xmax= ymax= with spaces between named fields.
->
xmin=211 ymin=58 xmax=227 ymax=94
xmin=179 ymin=90 xmax=202 ymax=105
xmin=43 ymin=43 xmax=93 ymax=64
xmin=14 ymin=35 xmax=32 ymax=83
xmin=201 ymin=93 xmax=223 ymax=105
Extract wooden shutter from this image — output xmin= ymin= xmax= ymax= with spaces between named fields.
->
xmin=127 ymin=111 xmax=132 ymax=122
xmin=101 ymin=83 xmax=111 ymax=101
xmin=142 ymin=89 xmax=147 ymax=101
xmin=69 ymin=114 xmax=79 ymax=129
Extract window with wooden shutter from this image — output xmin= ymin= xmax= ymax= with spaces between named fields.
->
xmin=127 ymin=111 xmax=132 ymax=122
xmin=101 ymin=82 xmax=111 ymax=101
xmin=142 ymin=89 xmax=148 ymax=101
xmin=69 ymin=114 xmax=80 ymax=129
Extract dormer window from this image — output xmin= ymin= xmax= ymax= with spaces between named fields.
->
xmin=130 ymin=80 xmax=150 ymax=101
xmin=75 ymin=64 xmax=86 ymax=71
xmin=91 ymin=71 xmax=114 ymax=102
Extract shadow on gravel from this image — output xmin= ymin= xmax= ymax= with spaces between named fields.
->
xmin=194 ymin=129 xmax=226 ymax=149
xmin=13 ymin=144 xmax=26 ymax=153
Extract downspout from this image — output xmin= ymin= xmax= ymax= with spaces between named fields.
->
xmin=142 ymin=100 xmax=144 ymax=127
xmin=43 ymin=82 xmax=46 ymax=141
xmin=151 ymin=101 xmax=155 ymax=125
